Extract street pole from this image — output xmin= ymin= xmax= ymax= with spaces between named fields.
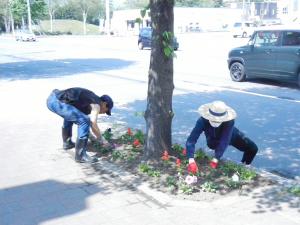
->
xmin=105 ymin=0 xmax=110 ymax=35
xmin=26 ymin=0 xmax=32 ymax=32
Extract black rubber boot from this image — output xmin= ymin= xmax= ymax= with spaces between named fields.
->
xmin=62 ymin=127 xmax=75 ymax=150
xmin=75 ymin=138 xmax=98 ymax=163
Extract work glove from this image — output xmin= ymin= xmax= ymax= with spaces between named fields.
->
xmin=187 ymin=158 xmax=199 ymax=175
xmin=209 ymin=158 xmax=219 ymax=169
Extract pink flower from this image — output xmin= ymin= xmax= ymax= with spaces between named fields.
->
xmin=185 ymin=175 xmax=197 ymax=185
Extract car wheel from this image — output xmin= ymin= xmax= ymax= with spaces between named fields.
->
xmin=138 ymin=42 xmax=144 ymax=50
xmin=242 ymin=32 xmax=247 ymax=38
xmin=230 ymin=62 xmax=246 ymax=82
xmin=233 ymin=35 xmax=237 ymax=38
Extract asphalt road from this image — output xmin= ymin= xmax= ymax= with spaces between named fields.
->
xmin=0 ymin=33 xmax=299 ymax=179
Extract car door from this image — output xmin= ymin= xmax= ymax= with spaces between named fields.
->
xmin=244 ymin=31 xmax=278 ymax=78
xmin=274 ymin=30 xmax=300 ymax=81
xmin=141 ymin=28 xmax=152 ymax=48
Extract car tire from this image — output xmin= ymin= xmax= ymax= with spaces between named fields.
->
xmin=242 ymin=32 xmax=247 ymax=38
xmin=233 ymin=35 xmax=237 ymax=38
xmin=138 ymin=42 xmax=144 ymax=50
xmin=230 ymin=62 xmax=246 ymax=82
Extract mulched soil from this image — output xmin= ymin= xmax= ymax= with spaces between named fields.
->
xmin=87 ymin=138 xmax=276 ymax=202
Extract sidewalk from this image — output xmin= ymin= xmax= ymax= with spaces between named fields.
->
xmin=0 ymin=74 xmax=299 ymax=225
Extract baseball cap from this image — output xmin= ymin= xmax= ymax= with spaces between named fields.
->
xmin=100 ymin=95 xmax=113 ymax=116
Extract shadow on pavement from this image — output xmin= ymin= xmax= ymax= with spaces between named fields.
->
xmin=0 ymin=58 xmax=134 ymax=81
xmin=0 ymin=179 xmax=106 ymax=225
xmin=103 ymin=91 xmax=300 ymax=178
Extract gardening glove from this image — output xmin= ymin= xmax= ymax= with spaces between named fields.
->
xmin=187 ymin=158 xmax=199 ymax=174
xmin=209 ymin=158 xmax=219 ymax=169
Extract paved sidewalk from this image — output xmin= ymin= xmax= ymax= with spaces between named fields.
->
xmin=0 ymin=73 xmax=299 ymax=225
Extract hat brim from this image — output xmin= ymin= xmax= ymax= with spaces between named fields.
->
xmin=198 ymin=103 xmax=236 ymax=122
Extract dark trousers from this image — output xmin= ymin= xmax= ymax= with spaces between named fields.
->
xmin=230 ymin=127 xmax=258 ymax=164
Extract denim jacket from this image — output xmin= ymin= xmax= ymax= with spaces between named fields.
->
xmin=186 ymin=117 xmax=235 ymax=159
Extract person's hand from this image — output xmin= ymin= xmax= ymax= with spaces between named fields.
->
xmin=209 ymin=158 xmax=219 ymax=169
xmin=187 ymin=158 xmax=199 ymax=175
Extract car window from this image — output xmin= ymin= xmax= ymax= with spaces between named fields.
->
xmin=141 ymin=29 xmax=152 ymax=38
xmin=253 ymin=31 xmax=280 ymax=47
xmin=282 ymin=31 xmax=300 ymax=46
xmin=234 ymin=23 xmax=242 ymax=27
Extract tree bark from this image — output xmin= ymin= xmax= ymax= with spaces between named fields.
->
xmin=144 ymin=0 xmax=174 ymax=160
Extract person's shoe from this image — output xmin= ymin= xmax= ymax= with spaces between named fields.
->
xmin=75 ymin=138 xmax=98 ymax=163
xmin=62 ymin=127 xmax=75 ymax=150
xmin=63 ymin=138 xmax=75 ymax=150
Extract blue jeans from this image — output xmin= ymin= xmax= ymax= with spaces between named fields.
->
xmin=46 ymin=89 xmax=90 ymax=139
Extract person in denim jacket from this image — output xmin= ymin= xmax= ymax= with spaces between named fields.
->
xmin=47 ymin=87 xmax=113 ymax=163
xmin=186 ymin=101 xmax=258 ymax=173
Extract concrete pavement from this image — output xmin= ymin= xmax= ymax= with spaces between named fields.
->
xmin=0 ymin=73 xmax=299 ymax=225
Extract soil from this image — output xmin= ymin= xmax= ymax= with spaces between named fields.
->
xmin=87 ymin=134 xmax=276 ymax=202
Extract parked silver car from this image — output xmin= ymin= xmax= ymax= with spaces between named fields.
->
xmin=15 ymin=30 xmax=36 ymax=42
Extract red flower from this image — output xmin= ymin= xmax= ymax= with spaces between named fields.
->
xmin=161 ymin=150 xmax=169 ymax=161
xmin=133 ymin=139 xmax=140 ymax=147
xmin=176 ymin=158 xmax=181 ymax=168
xmin=182 ymin=148 xmax=187 ymax=156
xmin=127 ymin=128 xmax=132 ymax=136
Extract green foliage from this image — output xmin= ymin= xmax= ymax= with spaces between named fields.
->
xmin=102 ymin=128 xmax=113 ymax=142
xmin=166 ymin=176 xmax=177 ymax=187
xmin=11 ymin=0 xmax=27 ymax=23
xmin=201 ymin=181 xmax=219 ymax=192
xmin=39 ymin=19 xmax=101 ymax=35
xmin=225 ymin=179 xmax=242 ymax=189
xmin=194 ymin=150 xmax=207 ymax=160
xmin=179 ymin=182 xmax=193 ymax=195
xmin=286 ymin=186 xmax=300 ymax=197
xmin=220 ymin=162 xmax=257 ymax=181
xmin=138 ymin=163 xmax=161 ymax=177
xmin=134 ymin=129 xmax=145 ymax=145
xmin=31 ymin=0 xmax=48 ymax=22
xmin=162 ymin=31 xmax=174 ymax=58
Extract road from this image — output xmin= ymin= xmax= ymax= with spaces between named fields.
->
xmin=0 ymin=32 xmax=299 ymax=179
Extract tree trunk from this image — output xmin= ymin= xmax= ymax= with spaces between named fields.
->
xmin=83 ymin=11 xmax=87 ymax=35
xmin=144 ymin=0 xmax=174 ymax=160
xmin=49 ymin=12 xmax=53 ymax=32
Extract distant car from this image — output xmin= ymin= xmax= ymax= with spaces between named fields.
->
xmin=138 ymin=27 xmax=179 ymax=50
xmin=15 ymin=30 xmax=36 ymax=42
xmin=231 ymin=22 xmax=257 ymax=38
xmin=227 ymin=26 xmax=300 ymax=87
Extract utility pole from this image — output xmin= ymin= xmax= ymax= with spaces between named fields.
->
xmin=105 ymin=0 xmax=110 ymax=34
xmin=26 ymin=0 xmax=32 ymax=31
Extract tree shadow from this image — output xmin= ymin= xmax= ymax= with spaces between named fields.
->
xmin=105 ymin=90 xmax=300 ymax=178
xmin=0 ymin=58 xmax=134 ymax=81
xmin=103 ymin=90 xmax=300 ymax=212
xmin=0 ymin=179 xmax=109 ymax=225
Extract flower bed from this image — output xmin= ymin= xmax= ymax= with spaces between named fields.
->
xmin=88 ymin=127 xmax=276 ymax=201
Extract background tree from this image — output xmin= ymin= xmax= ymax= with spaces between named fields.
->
xmin=144 ymin=0 xmax=174 ymax=160
xmin=11 ymin=0 xmax=27 ymax=29
xmin=47 ymin=0 xmax=61 ymax=32
xmin=0 ymin=0 xmax=11 ymax=32
xmin=31 ymin=0 xmax=47 ymax=23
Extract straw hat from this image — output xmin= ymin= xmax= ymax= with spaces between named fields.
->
xmin=198 ymin=101 xmax=236 ymax=123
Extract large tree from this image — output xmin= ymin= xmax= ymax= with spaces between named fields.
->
xmin=144 ymin=0 xmax=174 ymax=160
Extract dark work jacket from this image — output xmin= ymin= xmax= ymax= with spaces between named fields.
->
xmin=56 ymin=87 xmax=101 ymax=115
xmin=186 ymin=117 xmax=235 ymax=159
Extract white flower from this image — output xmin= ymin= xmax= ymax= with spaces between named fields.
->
xmin=185 ymin=175 xmax=198 ymax=185
xmin=232 ymin=173 xmax=239 ymax=182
